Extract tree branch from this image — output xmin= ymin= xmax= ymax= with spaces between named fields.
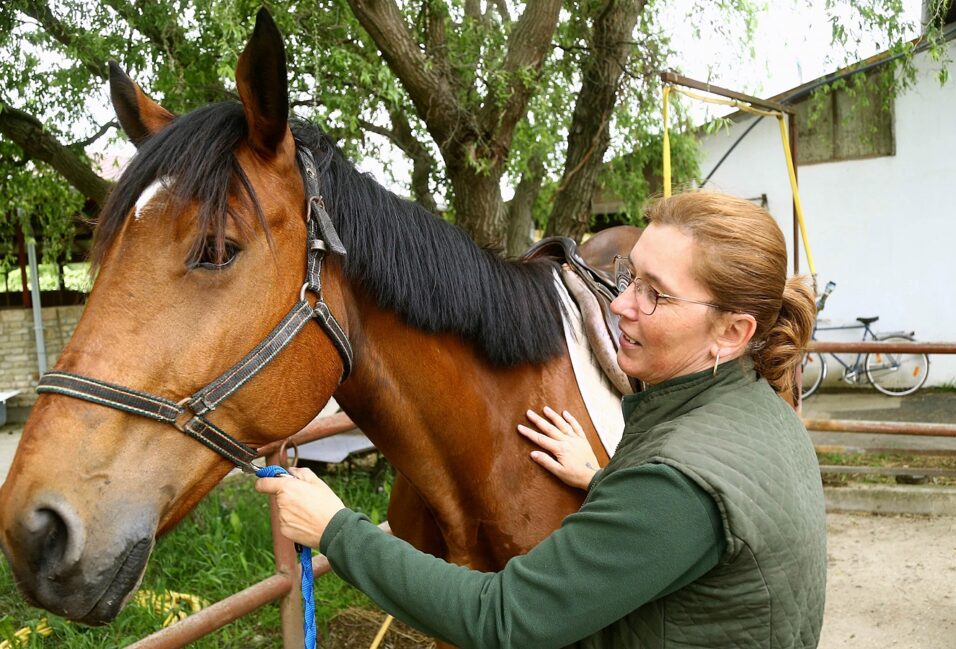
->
xmin=347 ymin=0 xmax=462 ymax=144
xmin=464 ymin=0 xmax=481 ymax=20
xmin=18 ymin=0 xmax=109 ymax=79
xmin=491 ymin=0 xmax=511 ymax=23
xmin=68 ymin=120 xmax=119 ymax=149
xmin=477 ymin=0 xmax=562 ymax=149
xmin=388 ymin=109 xmax=438 ymax=213
xmin=357 ymin=114 xmax=439 ymax=212
xmin=0 ymin=101 xmax=112 ymax=205
xmin=101 ymin=0 xmax=229 ymax=101
xmin=547 ymin=0 xmax=647 ymax=240
xmin=357 ymin=119 xmax=398 ymax=143
xmin=505 ymin=152 xmax=545 ymax=257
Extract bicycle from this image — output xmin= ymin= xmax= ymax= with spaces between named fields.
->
xmin=801 ymin=281 xmax=930 ymax=398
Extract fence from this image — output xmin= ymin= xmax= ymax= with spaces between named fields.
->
xmin=801 ymin=340 xmax=956 ymax=437
xmin=123 ymin=340 xmax=954 ymax=648
xmin=128 ymin=413 xmax=363 ymax=649
xmin=803 ymin=340 xmax=956 ymax=482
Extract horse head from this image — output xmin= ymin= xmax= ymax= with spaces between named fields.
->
xmin=0 ymin=10 xmax=349 ymax=624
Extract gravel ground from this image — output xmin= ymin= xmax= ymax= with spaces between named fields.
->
xmin=821 ymin=512 xmax=956 ymax=649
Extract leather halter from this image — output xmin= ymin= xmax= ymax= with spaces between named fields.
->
xmin=36 ymin=146 xmax=353 ymax=474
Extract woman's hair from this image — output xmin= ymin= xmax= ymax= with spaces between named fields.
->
xmin=646 ymin=191 xmax=816 ymax=399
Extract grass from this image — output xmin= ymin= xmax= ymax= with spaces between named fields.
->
xmin=817 ymin=450 xmax=956 ymax=487
xmin=0 ymin=458 xmax=394 ymax=648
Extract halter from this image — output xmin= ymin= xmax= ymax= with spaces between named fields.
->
xmin=36 ymin=146 xmax=353 ymax=474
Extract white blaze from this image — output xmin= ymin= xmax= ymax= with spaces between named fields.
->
xmin=134 ymin=177 xmax=171 ymax=220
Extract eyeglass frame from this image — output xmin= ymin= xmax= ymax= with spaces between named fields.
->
xmin=613 ymin=255 xmax=725 ymax=316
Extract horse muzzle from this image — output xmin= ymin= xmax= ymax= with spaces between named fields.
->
xmin=0 ymin=492 xmax=156 ymax=624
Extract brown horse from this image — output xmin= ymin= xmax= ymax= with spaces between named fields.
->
xmin=0 ymin=9 xmax=636 ymax=631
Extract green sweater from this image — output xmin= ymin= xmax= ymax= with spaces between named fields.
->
xmin=321 ymin=464 xmax=723 ymax=648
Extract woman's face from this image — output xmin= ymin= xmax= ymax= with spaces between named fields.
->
xmin=610 ymin=223 xmax=721 ymax=385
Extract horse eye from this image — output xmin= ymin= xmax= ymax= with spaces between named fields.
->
xmin=194 ymin=239 xmax=240 ymax=270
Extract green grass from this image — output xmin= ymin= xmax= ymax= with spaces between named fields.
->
xmin=2 ymin=262 xmax=92 ymax=293
xmin=931 ymin=380 xmax=956 ymax=392
xmin=0 ymin=459 xmax=393 ymax=648
xmin=817 ymin=451 xmax=956 ymax=486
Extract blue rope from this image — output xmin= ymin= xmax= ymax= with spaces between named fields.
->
xmin=256 ymin=465 xmax=316 ymax=649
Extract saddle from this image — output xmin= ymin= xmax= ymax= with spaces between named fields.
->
xmin=521 ymin=226 xmax=643 ymax=395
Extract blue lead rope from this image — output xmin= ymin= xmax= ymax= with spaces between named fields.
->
xmin=256 ymin=465 xmax=317 ymax=649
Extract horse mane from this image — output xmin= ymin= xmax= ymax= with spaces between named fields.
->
xmin=93 ymin=102 xmax=566 ymax=367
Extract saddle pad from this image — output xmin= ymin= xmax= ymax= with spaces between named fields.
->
xmin=553 ymin=274 xmax=625 ymax=457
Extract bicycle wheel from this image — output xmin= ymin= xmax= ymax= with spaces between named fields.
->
xmin=801 ymin=351 xmax=826 ymax=399
xmin=864 ymin=336 xmax=930 ymax=396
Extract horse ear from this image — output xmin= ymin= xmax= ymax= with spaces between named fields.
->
xmin=235 ymin=8 xmax=290 ymax=158
xmin=108 ymin=62 xmax=175 ymax=147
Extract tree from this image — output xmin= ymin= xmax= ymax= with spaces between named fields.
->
xmin=0 ymin=0 xmax=942 ymax=263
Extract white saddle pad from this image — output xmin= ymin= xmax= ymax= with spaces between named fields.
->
xmin=554 ymin=276 xmax=625 ymax=456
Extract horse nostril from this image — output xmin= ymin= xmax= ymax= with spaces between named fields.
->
xmin=37 ymin=509 xmax=66 ymax=575
xmin=24 ymin=503 xmax=86 ymax=579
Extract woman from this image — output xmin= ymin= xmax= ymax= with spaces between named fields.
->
xmin=257 ymin=192 xmax=827 ymax=649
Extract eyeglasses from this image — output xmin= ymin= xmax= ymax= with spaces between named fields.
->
xmin=613 ymin=255 xmax=724 ymax=316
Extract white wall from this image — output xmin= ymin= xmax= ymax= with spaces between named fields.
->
xmin=698 ymin=45 xmax=956 ymax=386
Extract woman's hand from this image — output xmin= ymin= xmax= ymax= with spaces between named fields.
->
xmin=517 ymin=407 xmax=600 ymax=490
xmin=255 ymin=467 xmax=346 ymax=548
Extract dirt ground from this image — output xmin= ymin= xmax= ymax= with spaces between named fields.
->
xmin=821 ymin=512 xmax=956 ymax=649
xmin=325 ymin=512 xmax=956 ymax=649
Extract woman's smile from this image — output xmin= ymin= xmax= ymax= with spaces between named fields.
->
xmin=621 ymin=331 xmax=641 ymax=347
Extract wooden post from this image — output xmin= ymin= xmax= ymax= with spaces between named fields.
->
xmin=267 ymin=448 xmax=304 ymax=648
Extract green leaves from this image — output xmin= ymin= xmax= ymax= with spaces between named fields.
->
xmin=0 ymin=146 xmax=85 ymax=269
xmin=0 ymin=0 xmax=944 ymax=260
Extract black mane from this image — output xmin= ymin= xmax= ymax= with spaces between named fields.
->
xmin=94 ymin=102 xmax=566 ymax=367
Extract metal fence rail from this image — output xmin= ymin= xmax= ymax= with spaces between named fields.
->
xmin=808 ymin=341 xmax=956 ymax=354
xmin=802 ymin=340 xmax=955 ymax=440
xmin=803 ymin=419 xmax=956 ymax=437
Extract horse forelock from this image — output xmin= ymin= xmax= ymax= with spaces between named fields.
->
xmin=93 ymin=102 xmax=266 ymax=270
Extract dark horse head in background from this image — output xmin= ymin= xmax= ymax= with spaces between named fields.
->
xmin=0 ymin=9 xmax=622 ymax=628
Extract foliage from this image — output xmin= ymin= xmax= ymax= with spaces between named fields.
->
xmin=0 ymin=145 xmax=85 ymax=270
xmin=0 ymin=0 xmax=942 ymax=258
xmin=1 ymin=262 xmax=91 ymax=292
xmin=0 ymin=458 xmax=395 ymax=647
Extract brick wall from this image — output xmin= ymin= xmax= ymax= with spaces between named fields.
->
xmin=0 ymin=305 xmax=85 ymax=416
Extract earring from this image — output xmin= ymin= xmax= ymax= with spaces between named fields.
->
xmin=713 ymin=350 xmax=721 ymax=377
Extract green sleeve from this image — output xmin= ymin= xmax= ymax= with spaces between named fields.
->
xmin=320 ymin=463 xmax=724 ymax=649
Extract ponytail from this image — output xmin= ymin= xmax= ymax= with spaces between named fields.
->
xmin=752 ymin=276 xmax=816 ymax=400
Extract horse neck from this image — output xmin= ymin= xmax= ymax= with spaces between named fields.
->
xmin=332 ymin=289 xmax=591 ymax=552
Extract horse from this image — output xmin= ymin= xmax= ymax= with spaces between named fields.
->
xmin=0 ymin=9 xmax=637 ymax=637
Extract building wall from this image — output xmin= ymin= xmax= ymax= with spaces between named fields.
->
xmin=0 ymin=304 xmax=84 ymax=420
xmin=698 ymin=44 xmax=956 ymax=386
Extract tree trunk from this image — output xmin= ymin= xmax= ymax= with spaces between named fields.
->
xmin=449 ymin=165 xmax=507 ymax=249
xmin=547 ymin=0 xmax=646 ymax=241
xmin=388 ymin=110 xmax=439 ymax=214
xmin=505 ymin=153 xmax=545 ymax=257
xmin=348 ymin=0 xmax=561 ymax=248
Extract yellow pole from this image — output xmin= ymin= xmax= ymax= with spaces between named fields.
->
xmin=662 ymin=84 xmax=672 ymax=198
xmin=369 ymin=614 xmax=394 ymax=649
xmin=776 ymin=115 xmax=816 ymax=276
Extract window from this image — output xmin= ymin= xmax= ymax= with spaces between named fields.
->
xmin=793 ymin=75 xmax=895 ymax=165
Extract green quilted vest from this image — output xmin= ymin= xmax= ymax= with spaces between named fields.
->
xmin=580 ymin=356 xmax=826 ymax=649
